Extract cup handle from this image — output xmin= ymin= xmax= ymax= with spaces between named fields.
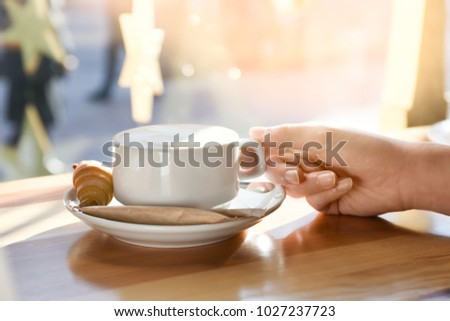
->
xmin=238 ymin=138 xmax=266 ymax=180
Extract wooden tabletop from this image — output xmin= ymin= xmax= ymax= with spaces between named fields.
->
xmin=1 ymin=168 xmax=450 ymax=301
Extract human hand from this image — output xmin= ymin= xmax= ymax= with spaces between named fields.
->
xmin=250 ymin=124 xmax=415 ymax=216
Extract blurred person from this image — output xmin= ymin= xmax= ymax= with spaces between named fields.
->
xmin=2 ymin=52 xmax=64 ymax=147
xmin=89 ymin=0 xmax=131 ymax=102
xmin=250 ymin=124 xmax=450 ymax=216
xmin=0 ymin=0 xmax=66 ymax=147
xmin=0 ymin=0 xmax=11 ymax=74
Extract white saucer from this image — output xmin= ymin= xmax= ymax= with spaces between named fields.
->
xmin=64 ymin=182 xmax=285 ymax=248
xmin=428 ymin=120 xmax=450 ymax=145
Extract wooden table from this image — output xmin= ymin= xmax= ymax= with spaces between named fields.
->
xmin=1 ymin=167 xmax=450 ymax=301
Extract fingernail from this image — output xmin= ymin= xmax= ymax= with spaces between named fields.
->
xmin=249 ymin=127 xmax=267 ymax=141
xmin=284 ymin=169 xmax=300 ymax=184
xmin=317 ymin=172 xmax=335 ymax=188
xmin=336 ymin=178 xmax=352 ymax=192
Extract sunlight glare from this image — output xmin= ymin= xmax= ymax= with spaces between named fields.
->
xmin=272 ymin=0 xmax=295 ymax=13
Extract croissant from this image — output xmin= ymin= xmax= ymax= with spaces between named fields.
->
xmin=72 ymin=160 xmax=114 ymax=207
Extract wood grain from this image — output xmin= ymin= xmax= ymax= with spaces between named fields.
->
xmin=1 ymin=173 xmax=450 ymax=300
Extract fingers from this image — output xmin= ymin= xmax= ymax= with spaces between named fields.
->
xmin=251 ymin=125 xmax=354 ymax=215
xmin=305 ymin=178 xmax=353 ymax=214
xmin=250 ymin=124 xmax=327 ymax=170
xmin=262 ymin=154 xmax=353 ymax=214
xmin=284 ymin=170 xmax=338 ymax=198
xmin=264 ymin=157 xmax=306 ymax=184
xmin=264 ymin=160 xmax=339 ymax=197
xmin=276 ymin=149 xmax=324 ymax=173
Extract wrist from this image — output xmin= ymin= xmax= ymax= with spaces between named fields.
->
xmin=396 ymin=141 xmax=419 ymax=211
xmin=401 ymin=142 xmax=450 ymax=214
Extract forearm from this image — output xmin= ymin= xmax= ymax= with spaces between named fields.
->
xmin=404 ymin=142 xmax=450 ymax=215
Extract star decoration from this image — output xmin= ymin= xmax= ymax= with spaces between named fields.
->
xmin=1 ymin=0 xmax=66 ymax=75
xmin=119 ymin=0 xmax=165 ymax=124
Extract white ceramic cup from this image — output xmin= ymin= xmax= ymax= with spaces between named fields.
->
xmin=111 ymin=124 xmax=265 ymax=208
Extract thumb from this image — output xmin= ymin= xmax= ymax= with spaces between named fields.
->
xmin=250 ymin=123 xmax=326 ymax=148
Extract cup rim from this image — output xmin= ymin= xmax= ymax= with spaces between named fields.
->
xmin=112 ymin=124 xmax=240 ymax=150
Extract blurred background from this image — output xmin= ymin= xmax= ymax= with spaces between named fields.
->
xmin=0 ymin=0 xmax=447 ymax=181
